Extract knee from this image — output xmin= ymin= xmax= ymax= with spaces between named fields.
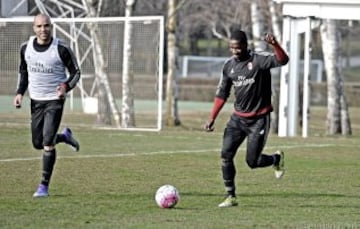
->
xmin=32 ymin=141 xmax=55 ymax=151
xmin=32 ymin=136 xmax=44 ymax=150
xmin=44 ymin=145 xmax=55 ymax=151
xmin=246 ymin=158 xmax=258 ymax=169
xmin=32 ymin=141 xmax=43 ymax=150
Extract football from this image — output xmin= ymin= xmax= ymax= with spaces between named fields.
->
xmin=155 ymin=184 xmax=180 ymax=209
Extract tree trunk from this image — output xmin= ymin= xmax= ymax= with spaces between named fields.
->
xmin=320 ymin=19 xmax=351 ymax=135
xmin=268 ymin=0 xmax=282 ymax=41
xmin=84 ymin=0 xmax=121 ymax=127
xmin=96 ymin=83 xmax=112 ymax=125
xmin=165 ymin=0 xmax=179 ymax=126
xmin=121 ymin=0 xmax=136 ymax=128
xmin=268 ymin=0 xmax=282 ymax=134
xmin=251 ymin=0 xmax=266 ymax=51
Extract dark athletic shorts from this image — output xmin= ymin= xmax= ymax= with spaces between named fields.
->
xmin=221 ymin=113 xmax=271 ymax=162
xmin=30 ymin=99 xmax=65 ymax=149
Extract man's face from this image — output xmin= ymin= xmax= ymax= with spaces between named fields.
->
xmin=229 ymin=40 xmax=247 ymax=60
xmin=33 ymin=15 xmax=52 ymax=44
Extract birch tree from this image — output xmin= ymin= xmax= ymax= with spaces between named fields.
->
xmin=320 ymin=19 xmax=351 ymax=135
xmin=268 ymin=0 xmax=282 ymax=40
xmin=268 ymin=0 xmax=282 ymax=133
xmin=121 ymin=0 xmax=136 ymax=127
xmin=165 ymin=0 xmax=179 ymax=126
xmin=251 ymin=0 xmax=267 ymax=51
xmin=84 ymin=0 xmax=121 ymax=127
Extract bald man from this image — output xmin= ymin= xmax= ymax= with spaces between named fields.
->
xmin=14 ymin=14 xmax=81 ymax=197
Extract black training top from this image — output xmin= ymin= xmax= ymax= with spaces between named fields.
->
xmin=215 ymin=50 xmax=283 ymax=117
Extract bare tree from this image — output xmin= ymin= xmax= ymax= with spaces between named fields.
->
xmin=320 ymin=19 xmax=351 ymax=135
xmin=268 ymin=0 xmax=282 ymax=40
xmin=251 ymin=0 xmax=267 ymax=51
xmin=121 ymin=0 xmax=136 ymax=128
xmin=84 ymin=0 xmax=121 ymax=127
xmin=177 ymin=0 xmax=252 ymax=40
xmin=268 ymin=0 xmax=282 ymax=133
xmin=165 ymin=0 xmax=179 ymax=126
xmin=100 ymin=0 xmax=126 ymax=16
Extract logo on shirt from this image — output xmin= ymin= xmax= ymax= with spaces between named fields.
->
xmin=233 ymin=75 xmax=255 ymax=87
xmin=28 ymin=61 xmax=54 ymax=73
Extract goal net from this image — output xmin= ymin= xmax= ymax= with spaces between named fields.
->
xmin=180 ymin=55 xmax=227 ymax=78
xmin=181 ymin=55 xmax=323 ymax=82
xmin=0 ymin=16 xmax=164 ymax=131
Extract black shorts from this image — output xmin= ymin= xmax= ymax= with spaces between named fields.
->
xmin=30 ymin=99 xmax=65 ymax=149
xmin=221 ymin=113 xmax=271 ymax=161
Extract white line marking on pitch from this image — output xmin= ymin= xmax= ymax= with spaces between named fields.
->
xmin=0 ymin=143 xmax=336 ymax=163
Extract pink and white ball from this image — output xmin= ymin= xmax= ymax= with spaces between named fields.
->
xmin=155 ymin=185 xmax=180 ymax=208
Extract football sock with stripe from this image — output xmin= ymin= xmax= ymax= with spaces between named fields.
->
xmin=41 ymin=149 xmax=56 ymax=186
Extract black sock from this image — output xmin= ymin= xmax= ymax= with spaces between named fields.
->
xmin=252 ymin=154 xmax=276 ymax=167
xmin=222 ymin=159 xmax=236 ymax=197
xmin=55 ymin=133 xmax=65 ymax=144
xmin=41 ymin=149 xmax=56 ymax=186
xmin=273 ymin=154 xmax=280 ymax=166
xmin=226 ymin=185 xmax=236 ymax=197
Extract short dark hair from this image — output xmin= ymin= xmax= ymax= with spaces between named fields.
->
xmin=230 ymin=30 xmax=248 ymax=44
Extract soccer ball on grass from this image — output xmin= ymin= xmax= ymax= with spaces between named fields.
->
xmin=155 ymin=184 xmax=179 ymax=208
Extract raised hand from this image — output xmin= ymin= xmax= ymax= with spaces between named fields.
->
xmin=263 ymin=33 xmax=277 ymax=45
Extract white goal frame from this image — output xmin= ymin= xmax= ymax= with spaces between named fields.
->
xmin=0 ymin=16 xmax=164 ymax=131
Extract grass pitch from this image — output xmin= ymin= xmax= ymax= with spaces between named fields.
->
xmin=0 ymin=105 xmax=359 ymax=229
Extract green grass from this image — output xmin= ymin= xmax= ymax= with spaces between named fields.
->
xmin=0 ymin=106 xmax=360 ymax=228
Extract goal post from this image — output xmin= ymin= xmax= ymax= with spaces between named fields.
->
xmin=0 ymin=16 xmax=164 ymax=131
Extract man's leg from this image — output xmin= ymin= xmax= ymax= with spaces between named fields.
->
xmin=33 ymin=100 xmax=63 ymax=198
xmin=245 ymin=114 xmax=285 ymax=178
xmin=33 ymin=146 xmax=56 ymax=198
xmin=218 ymin=116 xmax=246 ymax=207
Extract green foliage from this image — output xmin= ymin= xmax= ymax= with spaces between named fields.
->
xmin=0 ymin=107 xmax=360 ymax=228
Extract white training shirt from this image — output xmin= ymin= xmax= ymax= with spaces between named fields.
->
xmin=25 ymin=36 xmax=67 ymax=100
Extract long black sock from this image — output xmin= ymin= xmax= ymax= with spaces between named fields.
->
xmin=222 ymin=159 xmax=236 ymax=197
xmin=256 ymin=154 xmax=277 ymax=167
xmin=41 ymin=149 xmax=56 ymax=186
